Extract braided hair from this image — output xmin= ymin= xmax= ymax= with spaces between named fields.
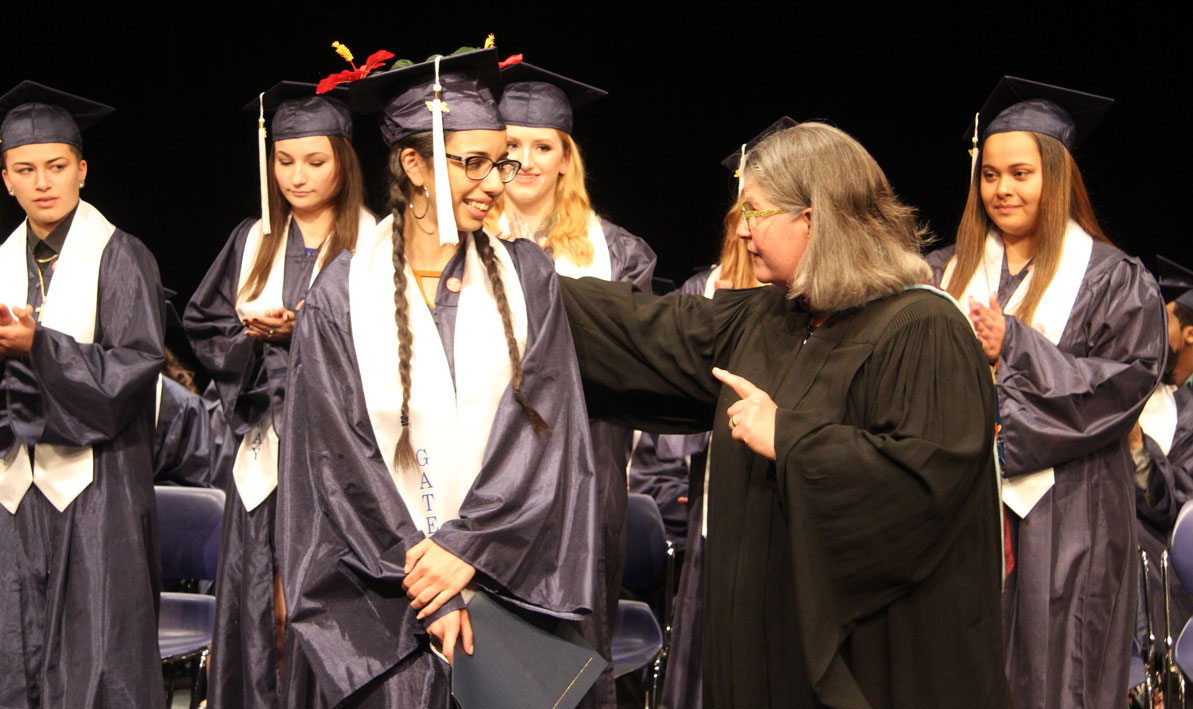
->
xmin=387 ymin=132 xmax=548 ymax=469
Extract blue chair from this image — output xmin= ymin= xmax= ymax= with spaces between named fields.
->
xmin=1167 ymin=502 xmax=1193 ymax=704
xmin=612 ymin=493 xmax=675 ymax=708
xmin=156 ymin=486 xmax=225 ymax=709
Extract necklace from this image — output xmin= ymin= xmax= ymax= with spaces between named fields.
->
xmin=33 ymin=253 xmax=57 ymax=320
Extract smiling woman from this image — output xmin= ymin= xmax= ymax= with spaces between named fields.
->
xmin=929 ymin=76 xmax=1167 ymax=708
xmin=275 ymin=48 xmax=600 ymax=707
xmin=182 ymin=79 xmax=373 ymax=708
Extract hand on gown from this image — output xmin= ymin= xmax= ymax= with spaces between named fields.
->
xmin=713 ymin=366 xmax=777 ymax=460
xmin=404 ymin=538 xmax=476 ymax=619
xmin=968 ymin=295 xmax=1005 ymax=364
xmin=0 ymin=304 xmax=36 ymax=357
xmin=244 ymin=306 xmax=297 ymax=342
xmin=428 ymin=609 xmax=474 ymax=665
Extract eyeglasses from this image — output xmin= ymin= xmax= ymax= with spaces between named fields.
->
xmin=741 ymin=202 xmax=785 ymax=230
xmin=444 ymin=153 xmax=522 ymax=183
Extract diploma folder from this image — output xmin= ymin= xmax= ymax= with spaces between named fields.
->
xmin=451 ymin=590 xmax=607 ymax=709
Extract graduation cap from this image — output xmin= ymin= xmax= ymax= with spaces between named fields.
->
xmin=349 ymin=47 xmax=504 ymax=246
xmin=498 ymin=62 xmax=607 ymax=135
xmin=1156 ymin=255 xmax=1193 ymax=311
xmin=0 ymin=81 xmax=113 ymax=151
xmin=451 ymin=591 xmax=606 ymax=709
xmin=246 ymin=81 xmax=353 ymax=142
xmin=721 ymin=116 xmax=798 ymax=195
xmin=971 ymin=76 xmax=1113 ymax=152
xmin=245 ymin=81 xmax=353 ymax=236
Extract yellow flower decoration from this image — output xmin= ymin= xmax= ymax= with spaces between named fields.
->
xmin=332 ymin=41 xmax=355 ymax=65
xmin=484 ymin=34 xmax=496 ymax=49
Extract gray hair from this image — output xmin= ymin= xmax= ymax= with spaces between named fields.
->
xmin=744 ymin=122 xmax=931 ymax=312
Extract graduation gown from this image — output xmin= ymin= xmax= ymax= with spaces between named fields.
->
xmin=183 ymin=218 xmax=323 ymax=708
xmin=625 ymin=268 xmax=714 ymax=709
xmin=0 ymin=227 xmax=165 ymax=708
xmin=561 ymin=278 xmax=1010 ymax=708
xmin=927 ymin=241 xmax=1167 ymax=708
xmin=153 ymin=375 xmax=214 ymax=487
xmin=278 ymin=233 xmax=599 ymax=708
xmin=1135 ymin=385 xmax=1193 ymax=654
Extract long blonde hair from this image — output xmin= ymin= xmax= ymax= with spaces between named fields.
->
xmin=717 ymin=198 xmax=759 ymax=289
xmin=484 ymin=130 xmax=595 ymax=267
xmin=946 ymin=132 xmax=1108 ymax=326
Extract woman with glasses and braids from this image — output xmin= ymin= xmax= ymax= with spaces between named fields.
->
xmin=484 ymin=61 xmax=655 ymax=707
xmin=183 ymin=82 xmax=373 ymax=708
xmin=276 ymin=48 xmax=600 ymax=707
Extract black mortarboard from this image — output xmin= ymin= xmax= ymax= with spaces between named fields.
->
xmin=348 ymin=47 xmax=503 ymax=147
xmin=497 ymin=62 xmax=607 ymax=134
xmin=1156 ymin=255 xmax=1193 ymax=311
xmin=721 ymin=116 xmax=798 ymax=174
xmin=0 ymin=81 xmax=113 ymax=151
xmin=246 ymin=81 xmax=353 ymax=141
xmin=973 ymin=76 xmax=1113 ymax=151
xmin=451 ymin=591 xmax=606 ymax=709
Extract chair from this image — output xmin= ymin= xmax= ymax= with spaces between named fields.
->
xmin=1166 ymin=501 xmax=1193 ymax=704
xmin=156 ymin=486 xmax=225 ymax=709
xmin=611 ymin=493 xmax=676 ymax=709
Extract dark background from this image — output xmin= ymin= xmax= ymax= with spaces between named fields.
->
xmin=3 ymin=6 xmax=1189 ymax=302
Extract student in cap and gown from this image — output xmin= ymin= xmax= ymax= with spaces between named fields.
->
xmin=485 ymin=60 xmax=655 ymax=704
xmin=562 ymin=121 xmax=1009 ymax=707
xmin=152 ymin=296 xmax=214 ymax=488
xmin=631 ymin=119 xmax=780 ymax=709
xmin=0 ymin=81 xmax=165 ymax=707
xmin=1132 ymin=256 xmax=1193 ymax=654
xmin=277 ymin=47 xmax=600 ymax=707
xmin=926 ymin=76 xmax=1167 ymax=707
xmin=183 ymin=81 xmax=373 ymax=708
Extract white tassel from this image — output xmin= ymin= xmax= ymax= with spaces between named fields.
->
xmin=969 ymin=112 xmax=980 ymax=183
xmin=258 ymin=93 xmax=271 ymax=235
xmin=430 ymin=56 xmax=458 ymax=246
xmin=736 ymin=142 xmax=747 ymax=197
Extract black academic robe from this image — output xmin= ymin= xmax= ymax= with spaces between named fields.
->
xmin=153 ymin=375 xmax=214 ymax=487
xmin=278 ymin=234 xmax=599 ymax=708
xmin=183 ymin=218 xmax=320 ymax=708
xmin=561 ymin=279 xmax=1010 ymax=708
xmin=928 ymin=242 xmax=1167 ymax=708
xmin=0 ymin=229 xmax=165 ymax=708
xmin=1136 ymin=385 xmax=1193 ymax=653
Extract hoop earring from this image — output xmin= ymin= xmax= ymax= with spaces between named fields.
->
xmin=410 ymin=185 xmax=429 ymax=220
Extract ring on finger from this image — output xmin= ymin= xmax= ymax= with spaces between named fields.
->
xmin=730 ymin=415 xmax=739 ymax=428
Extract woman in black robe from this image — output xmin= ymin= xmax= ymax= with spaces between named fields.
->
xmin=183 ymin=82 xmax=371 ymax=708
xmin=561 ymin=122 xmax=1010 ymax=707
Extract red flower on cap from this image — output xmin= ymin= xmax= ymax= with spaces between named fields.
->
xmin=317 ymin=43 xmax=395 ymax=94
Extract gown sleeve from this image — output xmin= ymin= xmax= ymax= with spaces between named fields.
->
xmin=559 ymin=277 xmax=760 ymax=433
xmin=428 ymin=240 xmax=600 ymax=617
xmin=4 ymin=232 xmax=164 ymax=446
xmin=1138 ymin=393 xmax=1193 ymax=531
xmin=153 ymin=376 xmax=214 ymax=487
xmin=996 ymin=254 xmax=1167 ymax=475
xmin=773 ymin=295 xmax=998 ymax=616
xmin=183 ymin=219 xmax=270 ymax=434
xmin=603 ymin=219 xmax=657 ymax=293
xmin=278 ymin=257 xmax=428 ymax=706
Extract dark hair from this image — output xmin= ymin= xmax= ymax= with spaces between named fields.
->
xmin=948 ymin=132 xmax=1109 ymax=326
xmin=386 ymin=132 xmax=547 ymax=470
xmin=1175 ymin=302 xmax=1193 ymax=331
xmin=239 ymin=135 xmax=366 ymax=302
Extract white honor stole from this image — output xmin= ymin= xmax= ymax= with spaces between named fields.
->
xmin=493 ymin=212 xmax=612 ymax=281
xmin=1139 ymin=383 xmax=1179 ymax=456
xmin=351 ymin=222 xmax=527 ymax=535
xmin=0 ymin=200 xmax=114 ymax=513
xmin=699 ymin=264 xmax=724 ymax=539
xmin=941 ymin=220 xmax=1094 ymax=518
xmin=230 ymin=209 xmax=376 ymax=511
